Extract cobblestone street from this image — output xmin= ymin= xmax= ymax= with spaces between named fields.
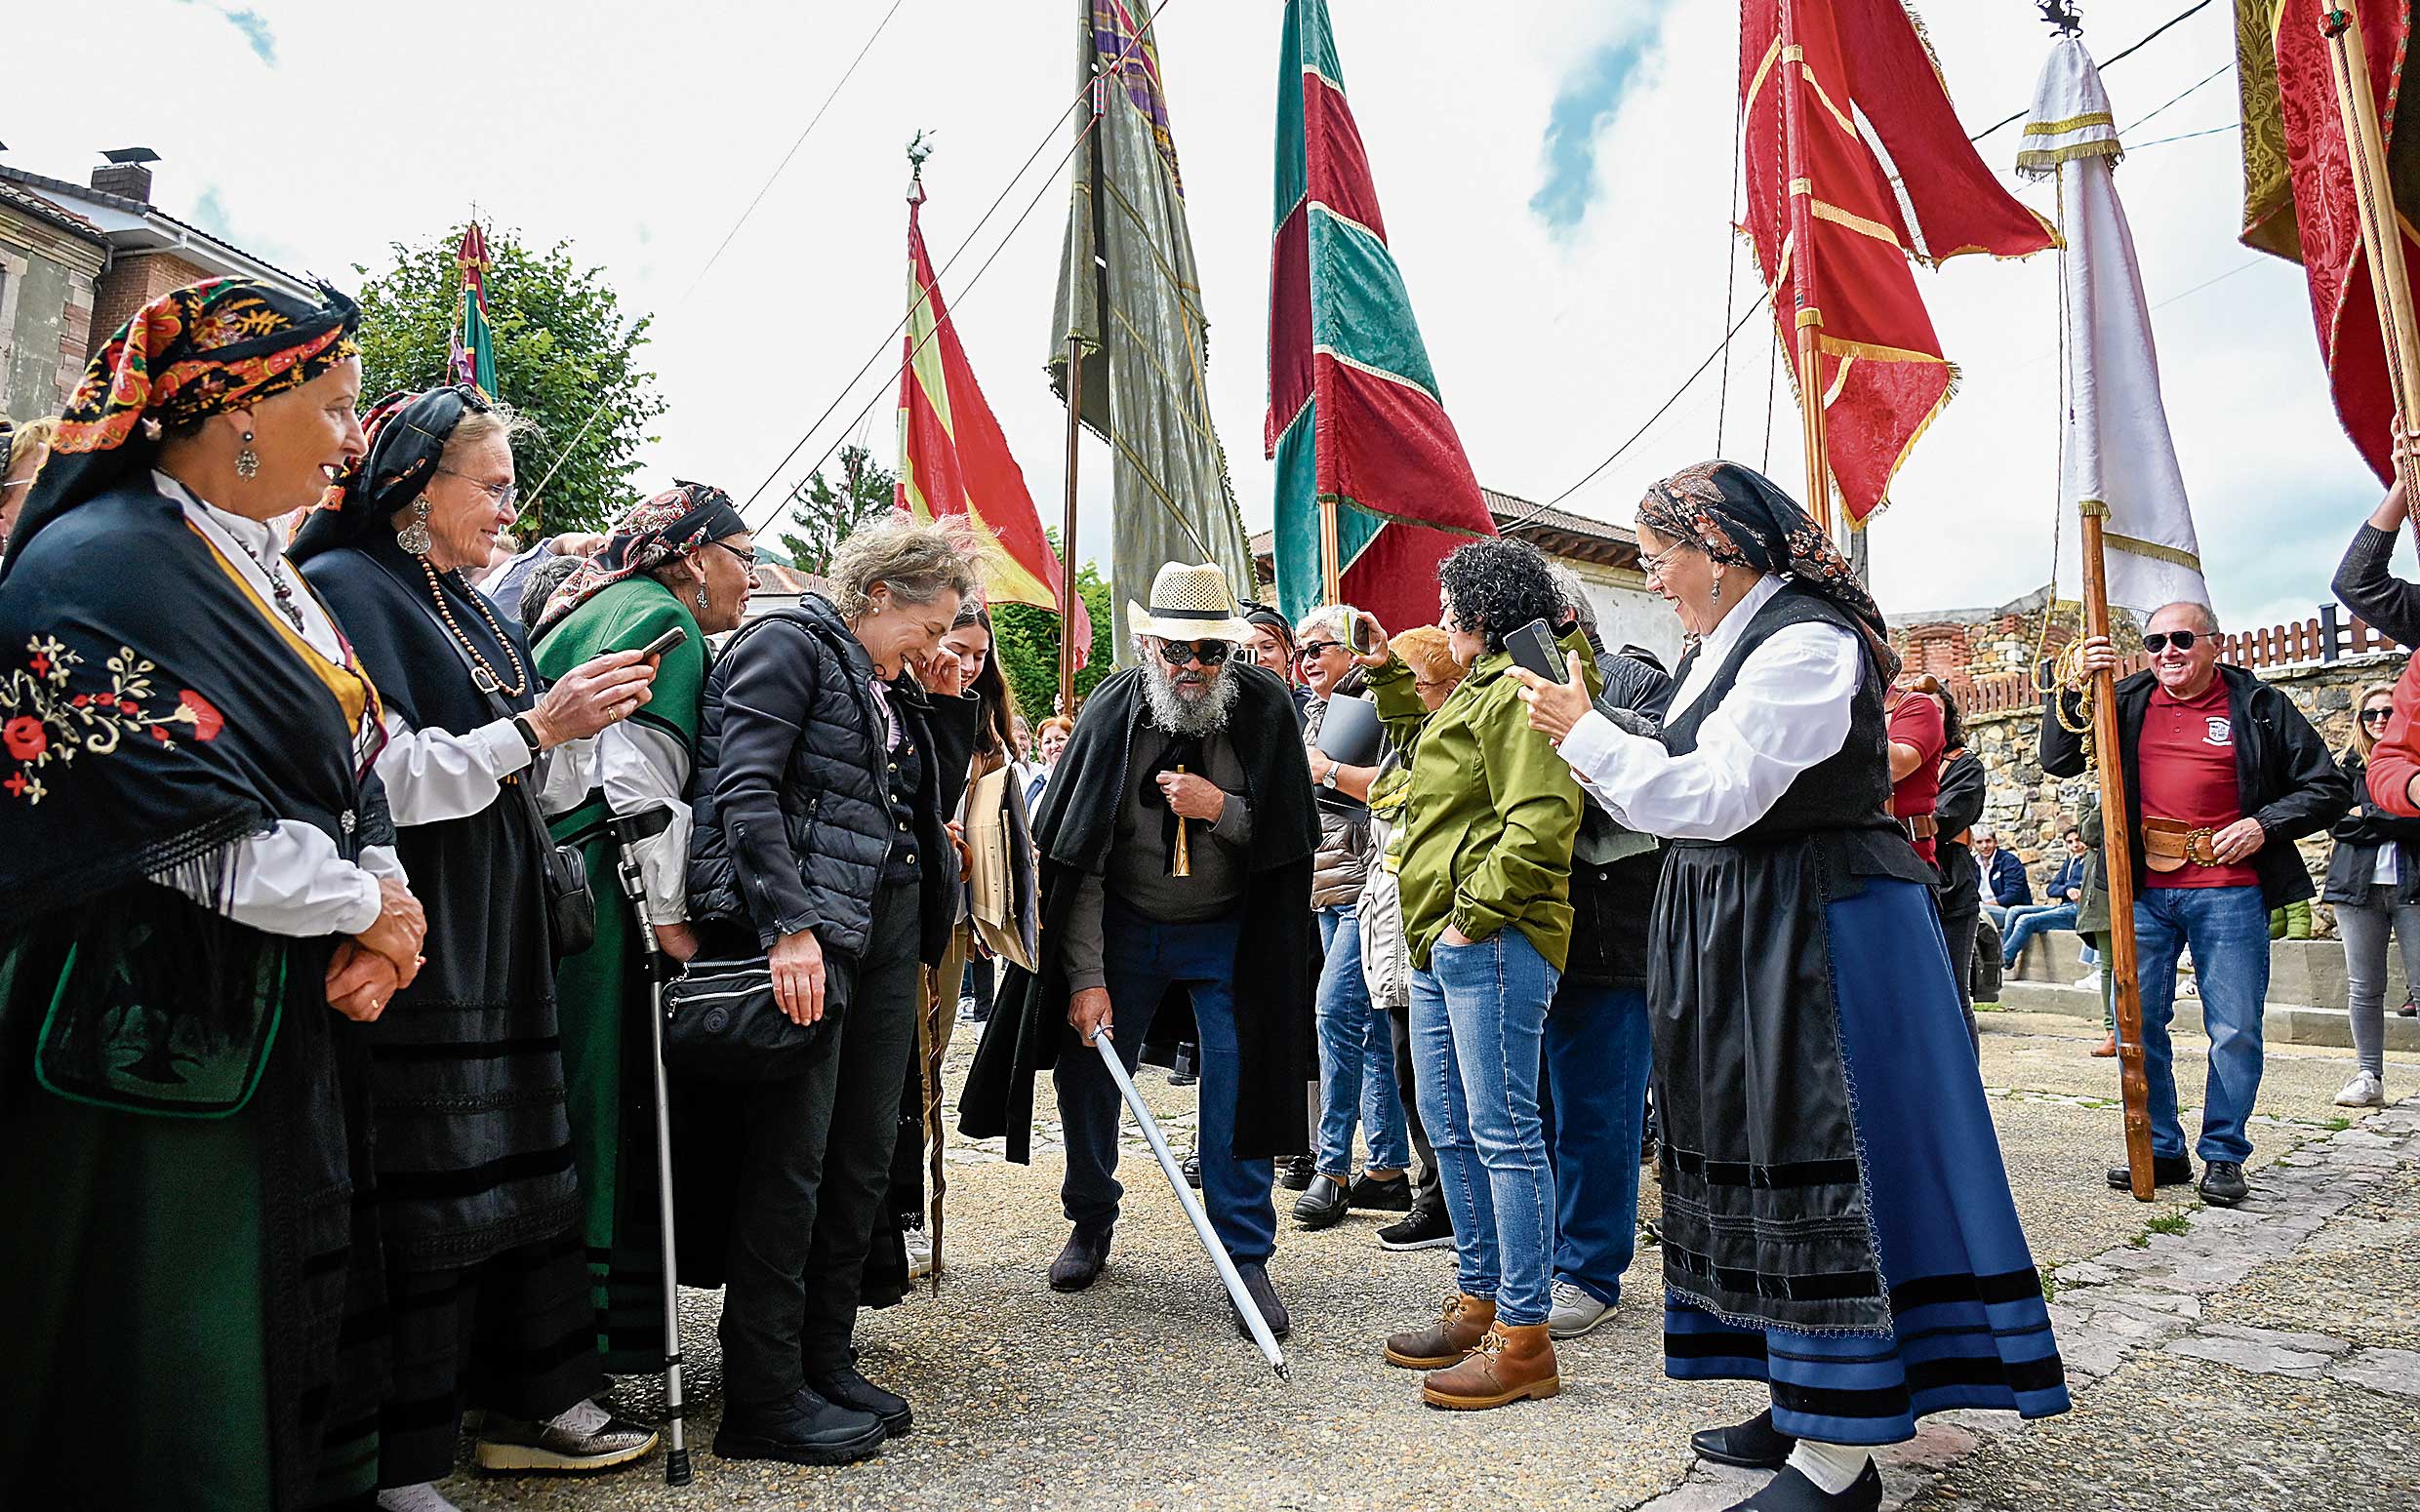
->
xmin=448 ymin=1012 xmax=2420 ymax=1511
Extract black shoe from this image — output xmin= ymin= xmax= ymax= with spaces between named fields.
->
xmin=1279 ymin=1155 xmax=1316 ymax=1191
xmin=1691 ymin=1407 xmax=1797 ymax=1470
xmin=1723 ymin=1461 xmax=1882 ymax=1512
xmin=2107 ymin=1153 xmax=2194 ymax=1191
xmin=1345 ymin=1171 xmax=1414 ymax=1212
xmin=2199 ymin=1159 xmax=2249 ymax=1207
xmin=1049 ymin=1219 xmax=1114 ymax=1293
xmin=712 ymin=1387 xmax=885 ymax=1467
xmin=1169 ymin=1042 xmax=1199 ymax=1086
xmin=807 ymin=1366 xmax=911 ymax=1439
xmin=1375 ymin=1200 xmax=1454 ymax=1252
xmin=1292 ymin=1174 xmax=1350 ymax=1229
xmin=1229 ymin=1261 xmax=1291 ymax=1342
xmin=2400 ymin=997 xmax=2418 ymax=1017
xmin=1182 ymin=1151 xmax=1202 ymax=1189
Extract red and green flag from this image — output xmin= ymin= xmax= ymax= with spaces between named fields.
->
xmin=897 ymin=177 xmax=1091 ymax=663
xmin=1267 ymin=0 xmax=1495 ymax=627
xmin=449 ymin=221 xmax=497 ymax=399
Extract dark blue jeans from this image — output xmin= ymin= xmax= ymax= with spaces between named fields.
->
xmin=1543 ymin=980 xmax=1651 ymax=1306
xmin=1053 ymin=908 xmax=1277 ymax=1264
xmin=2133 ymin=884 xmax=2270 ymax=1164
xmin=1314 ymin=905 xmax=1410 ymax=1176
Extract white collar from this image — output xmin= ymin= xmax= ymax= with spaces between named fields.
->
xmin=153 ymin=469 xmax=284 ymax=562
xmin=1670 ymin=573 xmax=1785 ymax=717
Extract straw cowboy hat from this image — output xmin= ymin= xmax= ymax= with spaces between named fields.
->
xmin=1127 ymin=561 xmax=1251 ymax=644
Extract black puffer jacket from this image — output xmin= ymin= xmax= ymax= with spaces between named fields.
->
xmin=687 ymin=595 xmax=978 ymax=964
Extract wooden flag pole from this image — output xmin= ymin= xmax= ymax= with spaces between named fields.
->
xmin=1317 ymin=497 xmax=1342 ymax=605
xmin=2321 ymin=4 xmax=2420 ymax=517
xmin=1776 ymin=2 xmax=1834 ymax=535
xmin=2077 ymin=504 xmax=2158 ymax=1201
xmin=1797 ymin=314 xmax=1833 ymax=536
xmin=1060 ymin=333 xmax=1083 ymax=720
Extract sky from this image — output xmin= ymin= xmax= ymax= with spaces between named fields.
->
xmin=8 ymin=0 xmax=2389 ymax=635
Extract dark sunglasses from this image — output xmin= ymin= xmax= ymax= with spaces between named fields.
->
xmin=1154 ymin=639 xmax=1231 ymax=667
xmin=2363 ymin=707 xmax=2396 ymax=724
xmin=1294 ymin=641 xmax=1345 ymax=661
xmin=2142 ymin=630 xmax=2199 ymax=654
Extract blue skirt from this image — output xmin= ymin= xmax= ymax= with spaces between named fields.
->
xmin=1665 ymin=877 xmax=2071 ymax=1445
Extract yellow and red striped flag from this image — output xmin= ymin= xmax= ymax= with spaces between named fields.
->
xmin=896 ymin=178 xmax=1090 ymax=664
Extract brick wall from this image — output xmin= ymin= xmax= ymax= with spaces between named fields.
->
xmin=89 ymin=252 xmax=213 ymax=356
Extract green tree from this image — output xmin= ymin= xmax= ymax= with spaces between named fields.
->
xmin=780 ymin=445 xmax=895 ymax=574
xmin=993 ymin=533 xmax=1114 ymax=727
xmin=352 ymin=224 xmax=666 ymax=537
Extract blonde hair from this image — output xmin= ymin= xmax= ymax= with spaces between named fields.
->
xmin=2355 ymin=679 xmax=2400 ymax=760
xmin=9 ymin=416 xmax=58 ymax=471
xmin=826 ymin=516 xmax=984 ymax=621
xmin=1392 ymin=624 xmax=1458 ymax=686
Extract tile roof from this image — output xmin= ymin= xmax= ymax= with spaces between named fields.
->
xmin=0 ymin=179 xmax=106 ymax=243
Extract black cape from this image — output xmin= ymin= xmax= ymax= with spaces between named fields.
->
xmin=958 ymin=662 xmax=1319 ymax=1164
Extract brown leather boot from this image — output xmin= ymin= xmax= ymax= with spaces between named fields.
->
xmin=1382 ymin=1293 xmax=1495 ymax=1370
xmin=1421 ymin=1323 xmax=1559 ymax=1410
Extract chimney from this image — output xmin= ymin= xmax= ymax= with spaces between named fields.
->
xmin=93 ymin=148 xmax=160 ymax=204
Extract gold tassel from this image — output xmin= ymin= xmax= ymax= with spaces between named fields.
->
xmin=1170 ymin=764 xmax=1191 ymax=877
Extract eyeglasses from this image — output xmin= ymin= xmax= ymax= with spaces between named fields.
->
xmin=437 ymin=469 xmax=518 ymax=511
xmin=2363 ymin=707 xmax=2396 ymax=725
xmin=1154 ymin=639 xmax=1231 ymax=668
xmin=1640 ymin=539 xmax=1694 ymax=583
xmin=706 ymin=540 xmax=757 ymax=568
xmin=1294 ymin=641 xmax=1345 ymax=662
xmin=2142 ymin=630 xmax=2199 ymax=654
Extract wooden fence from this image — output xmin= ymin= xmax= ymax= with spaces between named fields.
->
xmin=1952 ymin=606 xmax=2408 ymax=718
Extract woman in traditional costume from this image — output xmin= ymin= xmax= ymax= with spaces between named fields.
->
xmin=291 ymin=385 xmax=662 ymax=1509
xmin=528 ymin=481 xmax=755 ymax=1371
xmin=1512 ymin=461 xmax=2069 ymax=1512
xmin=0 ymin=277 xmax=425 ymax=1510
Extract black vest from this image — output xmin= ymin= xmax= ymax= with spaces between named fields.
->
xmin=1656 ymin=582 xmax=1933 ymax=883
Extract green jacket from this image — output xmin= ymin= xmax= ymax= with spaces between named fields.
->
xmin=1369 ymin=641 xmax=1594 ymax=973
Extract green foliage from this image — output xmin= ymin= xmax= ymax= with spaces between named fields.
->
xmin=779 ymin=445 xmax=895 ymax=574
xmin=351 ymin=224 xmax=666 ymax=537
xmin=994 ymin=533 xmax=1113 ymax=728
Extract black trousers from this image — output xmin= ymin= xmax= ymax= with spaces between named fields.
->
xmin=719 ymin=880 xmax=924 ymax=1404
xmin=1385 ymin=1000 xmax=1441 ymax=1209
xmin=1936 ymin=884 xmax=1982 ymax=1056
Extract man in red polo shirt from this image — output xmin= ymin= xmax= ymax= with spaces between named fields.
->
xmin=1886 ymin=677 xmax=1948 ymax=866
xmin=2047 ymin=602 xmax=2350 ymax=1208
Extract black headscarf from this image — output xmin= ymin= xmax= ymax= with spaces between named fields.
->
xmin=289 ymin=383 xmax=485 ymax=565
xmin=3 ymin=275 xmax=359 ymax=580
xmin=531 ymin=481 xmax=748 ymax=635
xmin=1637 ymin=459 xmax=1900 ymax=682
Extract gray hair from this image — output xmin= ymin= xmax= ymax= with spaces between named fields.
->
xmin=1295 ymin=603 xmax=1356 ymax=644
xmin=826 ymin=517 xmax=984 ymax=621
xmin=440 ymin=403 xmax=541 ymax=468
xmin=2149 ymin=600 xmax=2219 ymax=635
xmin=1546 ymin=563 xmax=1598 ymax=643
xmin=1132 ymin=633 xmax=1241 ymax=736
xmin=1973 ymin=824 xmax=1996 ymax=842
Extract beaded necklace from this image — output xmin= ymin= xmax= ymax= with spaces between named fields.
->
xmin=418 ymin=555 xmax=529 ymax=696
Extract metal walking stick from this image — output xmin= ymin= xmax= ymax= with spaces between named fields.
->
xmin=611 ymin=814 xmax=692 ymax=1485
xmin=1091 ymin=1027 xmax=1289 ymax=1379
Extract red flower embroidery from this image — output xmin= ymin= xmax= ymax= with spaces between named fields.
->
xmin=152 ymin=727 xmax=174 ymax=743
xmin=179 ymin=691 xmax=224 ymax=740
xmin=3 ymin=774 xmax=25 ymax=799
xmin=29 ymin=654 xmax=49 ymax=678
xmin=2 ymin=717 xmax=45 ymax=762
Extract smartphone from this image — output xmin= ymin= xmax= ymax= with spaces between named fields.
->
xmin=1348 ymin=613 xmax=1371 ymax=655
xmin=1507 ymin=617 xmax=1567 ymax=684
xmin=636 ymin=625 xmax=689 ymax=660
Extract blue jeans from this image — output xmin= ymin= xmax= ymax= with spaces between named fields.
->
xmin=1054 ymin=909 xmax=1277 ymax=1264
xmin=1544 ymin=981 xmax=1651 ymax=1306
xmin=1412 ymin=929 xmax=1559 ymax=1328
xmin=1314 ymin=906 xmax=1410 ymax=1176
xmin=1999 ymin=901 xmax=2077 ymax=964
xmin=2132 ymin=885 xmax=2270 ymax=1164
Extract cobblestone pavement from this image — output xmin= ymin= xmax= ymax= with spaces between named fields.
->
xmin=445 ymin=1014 xmax=2419 ymax=1511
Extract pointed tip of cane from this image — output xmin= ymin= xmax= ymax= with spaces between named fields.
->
xmin=1272 ymin=1360 xmax=1291 ymax=1383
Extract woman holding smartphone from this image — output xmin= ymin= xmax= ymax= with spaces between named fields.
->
xmin=532 ymin=482 xmax=757 ymax=1373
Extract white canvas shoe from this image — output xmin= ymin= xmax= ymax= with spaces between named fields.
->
xmin=2334 ymin=1069 xmax=2387 ymax=1108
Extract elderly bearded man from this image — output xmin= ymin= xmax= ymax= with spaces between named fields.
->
xmin=960 ymin=563 xmax=1320 ymax=1340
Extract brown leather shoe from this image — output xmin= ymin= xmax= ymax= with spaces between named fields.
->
xmin=1421 ymin=1322 xmax=1559 ymax=1410
xmin=1382 ymin=1293 xmax=1494 ymax=1370
xmin=2091 ymin=1033 xmax=2118 ymax=1058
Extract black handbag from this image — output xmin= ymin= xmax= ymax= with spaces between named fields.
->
xmin=661 ymin=953 xmax=834 ymax=1080
xmin=373 ymin=557 xmax=596 ymax=958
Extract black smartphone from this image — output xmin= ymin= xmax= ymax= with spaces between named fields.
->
xmin=636 ymin=625 xmax=689 ymax=660
xmin=1507 ymin=617 xmax=1566 ymax=684
xmin=1348 ymin=613 xmax=1371 ymax=655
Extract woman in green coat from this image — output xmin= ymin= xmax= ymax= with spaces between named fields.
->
xmin=532 ymin=483 xmax=756 ymax=1372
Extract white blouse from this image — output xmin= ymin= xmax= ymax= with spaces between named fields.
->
xmin=1557 ymin=573 xmax=1865 ymax=842
xmin=154 ymin=473 xmax=401 ymax=937
xmin=597 ymin=718 xmax=693 ymax=925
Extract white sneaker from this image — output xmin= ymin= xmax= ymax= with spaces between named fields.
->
xmin=905 ymin=1223 xmax=935 ymax=1279
xmin=2334 ymin=1070 xmax=2387 ymax=1108
xmin=2074 ymin=971 xmax=2102 ymax=990
xmin=1546 ymin=1278 xmax=1615 ymax=1339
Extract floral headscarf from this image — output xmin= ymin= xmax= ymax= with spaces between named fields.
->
xmin=1637 ymin=459 xmax=1900 ymax=682
xmin=535 ymin=481 xmax=749 ymax=634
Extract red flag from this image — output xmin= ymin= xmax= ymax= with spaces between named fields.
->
xmin=1740 ymin=0 xmax=2056 ymax=520
xmin=2238 ymin=0 xmax=2420 ymax=486
xmin=895 ymin=180 xmax=1091 ymax=665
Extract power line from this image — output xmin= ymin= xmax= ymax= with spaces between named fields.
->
xmin=2118 ymin=60 xmax=2232 ymax=137
xmin=1967 ymin=0 xmax=2216 ymax=142
xmin=2129 ymin=120 xmax=2238 ymax=150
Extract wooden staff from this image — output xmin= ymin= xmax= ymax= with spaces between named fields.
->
xmin=2320 ymin=4 xmax=2420 ymax=518
xmin=2078 ymin=506 xmax=2157 ymax=1201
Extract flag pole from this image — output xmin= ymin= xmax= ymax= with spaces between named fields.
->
xmin=2319 ymin=5 xmax=2420 ymax=518
xmin=1317 ymin=497 xmax=1341 ymax=604
xmin=1776 ymin=0 xmax=1834 ymax=535
xmin=1061 ymin=334 xmax=1082 ymax=718
xmin=2077 ymin=503 xmax=2158 ymax=1202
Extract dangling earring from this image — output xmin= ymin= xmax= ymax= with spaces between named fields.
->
xmin=1710 ymin=575 xmax=1721 ymax=607
xmin=235 ymin=429 xmax=260 ymax=479
xmin=397 ymin=497 xmax=433 ymax=556
xmin=695 ymin=583 xmax=710 ymax=615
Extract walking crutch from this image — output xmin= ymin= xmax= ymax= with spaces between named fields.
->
xmin=611 ymin=812 xmax=692 ymax=1486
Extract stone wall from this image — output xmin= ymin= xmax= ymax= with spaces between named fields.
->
xmin=1964 ymin=651 xmax=2406 ymax=935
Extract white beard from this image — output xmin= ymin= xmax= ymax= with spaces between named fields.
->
xmin=1139 ymin=653 xmax=1240 ymax=737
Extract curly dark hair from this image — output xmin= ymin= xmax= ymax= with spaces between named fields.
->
xmin=1436 ymin=537 xmax=1562 ymax=656
xmin=1938 ymin=684 xmax=1965 ymax=752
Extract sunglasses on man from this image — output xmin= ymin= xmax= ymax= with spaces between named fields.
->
xmin=2142 ymin=630 xmax=2200 ymax=654
xmin=1154 ymin=639 xmax=1231 ymax=667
